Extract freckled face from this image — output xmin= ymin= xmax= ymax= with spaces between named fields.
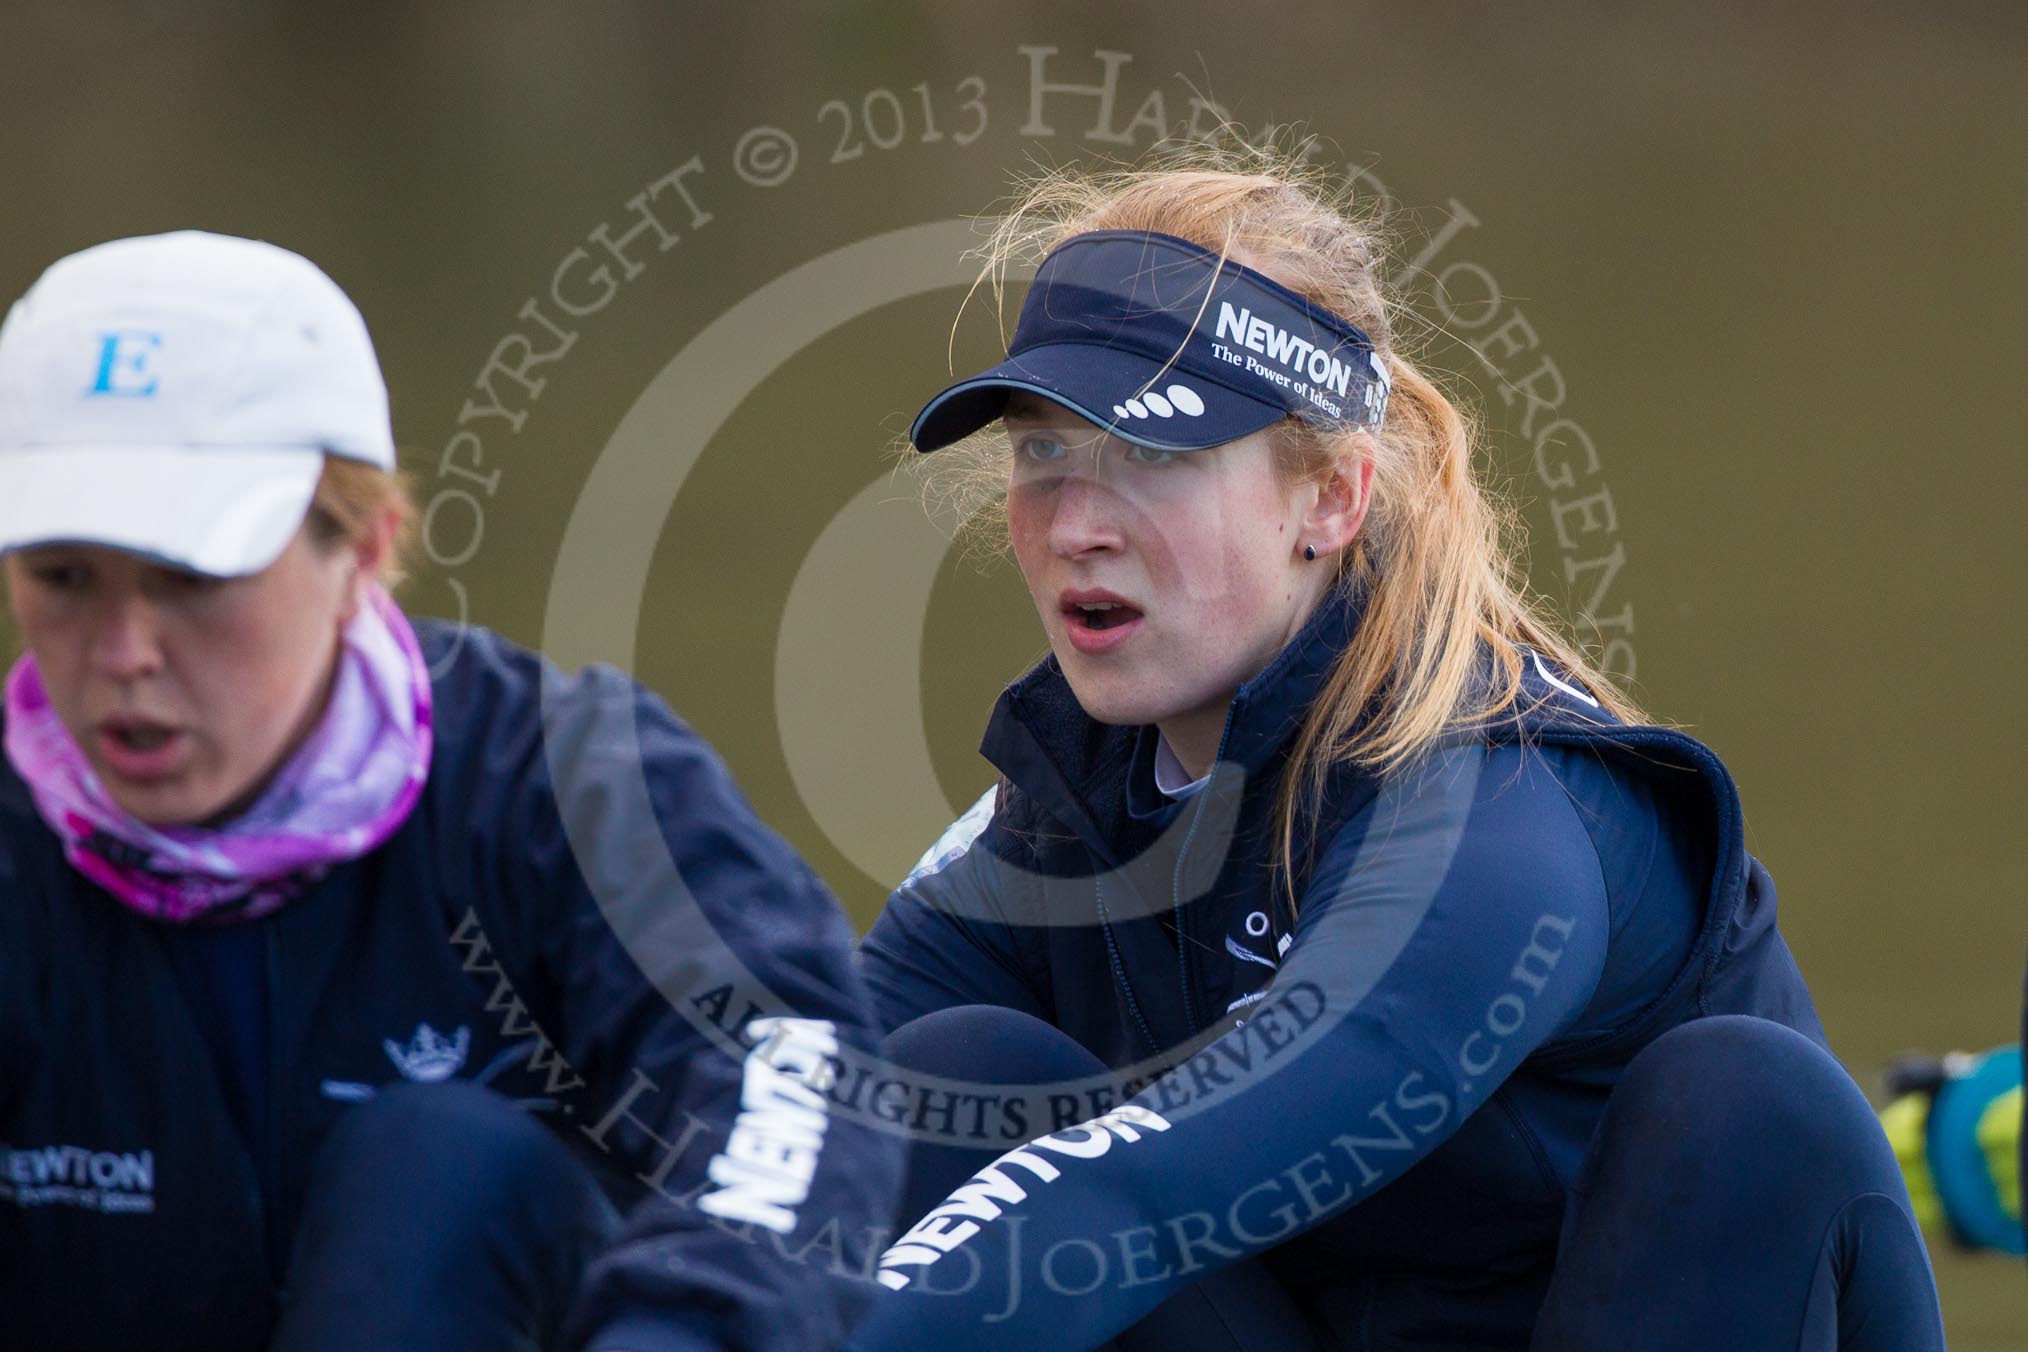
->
xmin=3 ymin=529 xmax=355 ymax=826
xmin=1002 ymin=395 xmax=1329 ymax=755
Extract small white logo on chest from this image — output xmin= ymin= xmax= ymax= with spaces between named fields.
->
xmin=384 ymin=1023 xmax=471 ymax=1082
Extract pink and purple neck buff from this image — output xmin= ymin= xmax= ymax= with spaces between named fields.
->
xmin=2 ymin=586 xmax=433 ymax=925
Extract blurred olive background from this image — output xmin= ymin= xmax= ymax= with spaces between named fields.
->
xmin=2 ymin=2 xmax=2020 ymax=1339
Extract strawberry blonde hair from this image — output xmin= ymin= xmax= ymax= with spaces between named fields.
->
xmin=913 ymin=144 xmax=1648 ymax=903
xmin=304 ymin=453 xmax=419 ymax=589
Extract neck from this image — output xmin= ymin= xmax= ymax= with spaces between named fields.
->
xmin=1155 ymin=575 xmax=1339 ymax=783
xmin=1156 ymin=701 xmax=1228 ymax=783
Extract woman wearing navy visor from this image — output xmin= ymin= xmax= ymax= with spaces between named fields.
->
xmin=849 ymin=160 xmax=1946 ymax=1350
xmin=0 ymin=232 xmax=900 ymax=1351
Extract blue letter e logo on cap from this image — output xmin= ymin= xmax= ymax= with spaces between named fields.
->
xmin=89 ymin=330 xmax=162 ymax=397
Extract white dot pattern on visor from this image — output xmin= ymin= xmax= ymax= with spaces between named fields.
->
xmin=1113 ymin=382 xmax=1205 ymax=422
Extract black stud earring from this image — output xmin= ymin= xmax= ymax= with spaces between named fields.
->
xmin=1303 ymin=545 xmax=1317 ymax=562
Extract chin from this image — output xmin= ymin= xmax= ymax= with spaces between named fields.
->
xmin=104 ymin=781 xmax=218 ymax=830
xmin=1054 ymin=665 xmax=1177 ymax=729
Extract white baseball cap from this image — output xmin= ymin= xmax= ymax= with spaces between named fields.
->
xmin=0 ymin=230 xmax=396 ymax=577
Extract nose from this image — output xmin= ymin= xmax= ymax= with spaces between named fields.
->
xmin=89 ymin=590 xmax=167 ymax=683
xmin=1045 ymin=473 xmax=1127 ymax=559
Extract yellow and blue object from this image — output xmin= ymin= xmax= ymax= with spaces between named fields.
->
xmin=1882 ymin=1044 xmax=2024 ymax=1256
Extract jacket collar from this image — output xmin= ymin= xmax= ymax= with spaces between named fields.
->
xmin=980 ymin=575 xmax=1371 ymax=858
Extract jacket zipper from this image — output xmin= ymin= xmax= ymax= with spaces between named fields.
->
xmin=1092 ymin=877 xmax=1162 ymax=1056
xmin=1169 ymin=788 xmax=1215 ymax=1030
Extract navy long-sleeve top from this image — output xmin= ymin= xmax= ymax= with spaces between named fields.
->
xmin=852 ymin=583 xmax=1823 ymax=1350
xmin=0 ymin=620 xmax=902 ymax=1352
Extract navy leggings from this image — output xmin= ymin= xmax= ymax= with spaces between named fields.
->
xmin=268 ymin=1080 xmax=617 ymax=1352
xmin=884 ymin=1008 xmax=1946 ymax=1352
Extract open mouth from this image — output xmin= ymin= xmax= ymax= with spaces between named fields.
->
xmin=95 ymin=716 xmax=187 ymax=779
xmin=108 ymin=724 xmax=174 ymax=752
xmin=1059 ymin=595 xmax=1147 ymax=654
xmin=1065 ymin=600 xmax=1144 ymax=632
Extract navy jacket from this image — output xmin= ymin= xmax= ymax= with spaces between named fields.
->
xmin=854 ymin=584 xmax=1825 ymax=1349
xmin=0 ymin=620 xmax=902 ymax=1352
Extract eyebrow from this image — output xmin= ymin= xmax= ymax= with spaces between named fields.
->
xmin=1000 ymin=393 xmax=1052 ymax=421
xmin=1001 ymin=394 xmax=1092 ymax=429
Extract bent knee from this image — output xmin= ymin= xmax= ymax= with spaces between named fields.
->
xmin=315 ymin=1080 xmax=576 ymax=1209
xmin=1619 ymin=1017 xmax=1859 ymax=1130
xmin=1597 ymin=1017 xmax=1901 ymax=1198
xmin=884 ymin=1005 xmax=1105 ymax=1084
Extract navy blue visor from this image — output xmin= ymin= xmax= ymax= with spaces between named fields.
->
xmin=911 ymin=229 xmax=1388 ymax=453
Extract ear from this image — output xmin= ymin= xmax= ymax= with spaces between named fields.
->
xmin=1298 ymin=441 xmax=1375 ymax=557
xmin=335 ymin=508 xmax=400 ymax=623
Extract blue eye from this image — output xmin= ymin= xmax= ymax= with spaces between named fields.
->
xmin=1125 ymin=443 xmax=1181 ymax=465
xmin=1017 ymin=436 xmax=1068 ymax=463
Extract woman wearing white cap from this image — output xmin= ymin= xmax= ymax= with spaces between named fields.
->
xmin=848 ymin=160 xmax=1947 ymax=1350
xmin=0 ymin=232 xmax=900 ymax=1351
